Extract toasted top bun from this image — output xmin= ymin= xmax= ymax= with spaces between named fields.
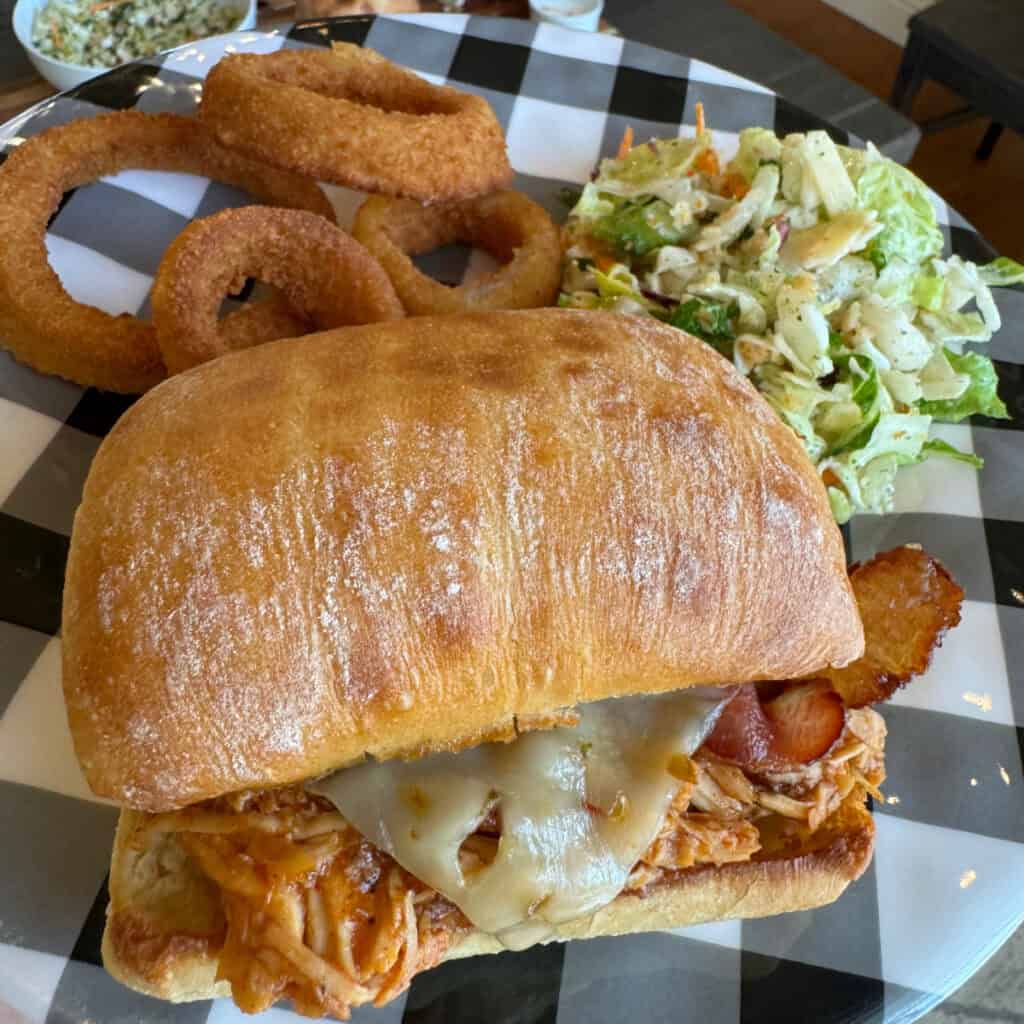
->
xmin=63 ymin=310 xmax=862 ymax=811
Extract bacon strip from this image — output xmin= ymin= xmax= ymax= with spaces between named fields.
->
xmin=705 ymin=546 xmax=962 ymax=769
xmin=703 ymin=682 xmax=845 ymax=770
xmin=815 ymin=546 xmax=963 ymax=708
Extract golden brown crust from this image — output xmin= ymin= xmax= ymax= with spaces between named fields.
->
xmin=200 ymin=48 xmax=512 ymax=202
xmin=151 ymin=205 xmax=404 ymax=375
xmin=103 ymin=811 xmax=229 ymax=1003
xmin=816 ymin=546 xmax=964 ymax=708
xmin=63 ymin=309 xmax=862 ymax=811
xmin=351 ymin=191 xmax=563 ymax=314
xmin=0 ymin=111 xmax=335 ymax=394
xmin=103 ymin=794 xmax=874 ymax=1003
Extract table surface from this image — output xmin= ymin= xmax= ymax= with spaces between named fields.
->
xmin=2 ymin=6 xmax=1016 ymax=1022
xmin=1 ymin=0 xmax=920 ymax=158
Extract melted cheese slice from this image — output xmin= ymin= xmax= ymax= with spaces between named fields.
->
xmin=311 ymin=689 xmax=728 ymax=949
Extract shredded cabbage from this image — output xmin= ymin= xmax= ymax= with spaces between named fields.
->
xmin=979 ymin=257 xmax=1024 ymax=287
xmin=919 ymin=350 xmax=1008 ymax=422
xmin=855 ymin=156 xmax=944 ymax=269
xmin=561 ymin=124 xmax=1013 ymax=519
xmin=727 ymin=127 xmax=782 ymax=183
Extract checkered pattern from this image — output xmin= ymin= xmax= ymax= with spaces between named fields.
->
xmin=1 ymin=15 xmax=1021 ymax=1024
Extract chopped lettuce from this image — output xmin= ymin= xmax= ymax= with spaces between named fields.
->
xmin=912 ymin=272 xmax=945 ymax=311
xmin=591 ymin=199 xmax=686 ymax=258
xmin=936 ymin=256 xmax=1001 ymax=333
xmin=875 ymin=257 xmax=917 ymax=304
xmin=754 ymin=365 xmax=832 ymax=462
xmin=921 ymin=438 xmax=984 ymax=468
xmin=875 ymin=258 xmax=944 ymax=311
xmin=979 ymin=256 xmax=1024 ymax=287
xmin=687 ymin=278 xmax=768 ymax=334
xmin=836 ymin=142 xmax=873 ymax=186
xmin=775 ymin=276 xmax=832 ymax=378
xmin=822 ymin=354 xmax=882 ymax=455
xmin=918 ymin=309 xmax=989 ymax=344
xmin=816 ymin=256 xmax=876 ymax=306
xmin=570 ymin=183 xmax=616 ymax=223
xmin=695 ymin=164 xmax=780 ymax=252
xmin=728 ymin=127 xmax=783 ymax=183
xmin=827 ymin=486 xmax=853 ymax=523
xmin=669 ymin=298 xmax=738 ymax=356
xmin=845 ymin=295 xmax=932 ymax=372
xmin=644 ymin=245 xmax=700 ymax=300
xmin=560 ymin=124 xmax=1012 ymax=521
xmin=593 ymin=263 xmax=642 ymax=300
xmin=853 ymin=410 xmax=929 ymax=466
xmin=856 ymin=159 xmax=943 ymax=269
xmin=918 ymin=348 xmax=970 ymax=403
xmin=590 ymin=135 xmax=713 ymax=206
xmin=820 ymin=412 xmax=932 ymax=516
xmin=918 ymin=349 xmax=1008 ymax=422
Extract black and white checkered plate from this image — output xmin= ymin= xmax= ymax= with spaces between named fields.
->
xmin=1 ymin=15 xmax=1022 ymax=1024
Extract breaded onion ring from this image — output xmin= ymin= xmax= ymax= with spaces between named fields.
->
xmin=200 ymin=46 xmax=512 ymax=202
xmin=0 ymin=112 xmax=336 ymax=394
xmin=351 ymin=190 xmax=562 ymax=315
xmin=151 ymin=206 xmax=404 ymax=375
xmin=219 ymin=291 xmax=313 ymax=351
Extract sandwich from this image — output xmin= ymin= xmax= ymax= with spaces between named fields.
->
xmin=61 ymin=309 xmax=963 ymax=1018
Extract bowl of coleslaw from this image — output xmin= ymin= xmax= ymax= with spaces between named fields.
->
xmin=13 ymin=0 xmax=255 ymax=92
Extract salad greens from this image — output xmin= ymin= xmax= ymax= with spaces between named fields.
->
xmin=31 ymin=0 xmax=243 ymax=69
xmin=560 ymin=124 xmax=1016 ymax=520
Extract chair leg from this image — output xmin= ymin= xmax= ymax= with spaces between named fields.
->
xmin=976 ymin=122 xmax=1004 ymax=160
xmin=891 ymin=34 xmax=925 ymax=115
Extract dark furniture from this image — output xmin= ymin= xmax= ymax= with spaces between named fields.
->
xmin=0 ymin=0 xmax=922 ymax=162
xmin=891 ymin=0 xmax=1023 ymax=159
xmin=605 ymin=0 xmax=920 ymax=161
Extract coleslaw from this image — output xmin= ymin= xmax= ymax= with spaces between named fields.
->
xmin=31 ymin=0 xmax=243 ymax=69
xmin=559 ymin=120 xmax=1020 ymax=521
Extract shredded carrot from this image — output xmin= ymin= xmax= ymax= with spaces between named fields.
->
xmin=616 ymin=125 xmax=634 ymax=160
xmin=595 ymin=254 xmax=617 ymax=273
xmin=694 ymin=147 xmax=720 ymax=177
xmin=695 ymin=102 xmax=706 ymax=136
xmin=722 ymin=171 xmax=750 ymax=199
xmin=90 ymin=0 xmax=129 ymax=13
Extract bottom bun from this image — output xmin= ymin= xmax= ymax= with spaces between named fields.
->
xmin=103 ymin=795 xmax=875 ymax=1006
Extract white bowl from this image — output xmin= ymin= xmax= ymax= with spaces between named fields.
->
xmin=12 ymin=0 xmax=256 ymax=93
xmin=528 ymin=0 xmax=603 ymax=33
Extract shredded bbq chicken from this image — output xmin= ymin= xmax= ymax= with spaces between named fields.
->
xmin=137 ymin=708 xmax=885 ymax=1020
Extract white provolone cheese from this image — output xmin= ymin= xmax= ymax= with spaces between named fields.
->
xmin=310 ymin=689 xmax=729 ymax=949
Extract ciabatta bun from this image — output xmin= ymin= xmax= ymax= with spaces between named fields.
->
xmin=63 ymin=310 xmax=861 ymax=812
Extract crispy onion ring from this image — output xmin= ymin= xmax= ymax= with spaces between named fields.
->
xmin=351 ymin=190 xmax=562 ymax=315
xmin=219 ymin=290 xmax=313 ymax=351
xmin=151 ymin=206 xmax=404 ymax=375
xmin=200 ymin=46 xmax=512 ymax=202
xmin=0 ymin=112 xmax=335 ymax=393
